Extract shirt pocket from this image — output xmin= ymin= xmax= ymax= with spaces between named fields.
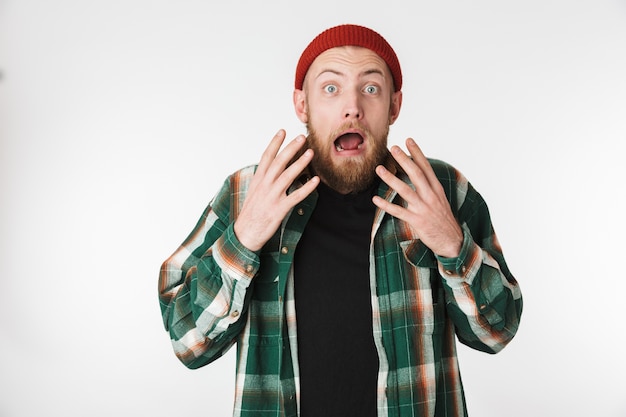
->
xmin=399 ymin=239 xmax=436 ymax=268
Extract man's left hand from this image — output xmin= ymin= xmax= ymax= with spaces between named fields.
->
xmin=373 ymin=138 xmax=463 ymax=258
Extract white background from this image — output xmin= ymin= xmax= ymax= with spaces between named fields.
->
xmin=1 ymin=1 xmax=625 ymax=416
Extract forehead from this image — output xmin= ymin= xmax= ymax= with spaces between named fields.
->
xmin=307 ymin=45 xmax=390 ymax=80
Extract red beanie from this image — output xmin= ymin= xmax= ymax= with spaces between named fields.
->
xmin=295 ymin=24 xmax=402 ymax=92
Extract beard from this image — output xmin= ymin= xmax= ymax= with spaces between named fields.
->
xmin=306 ymin=122 xmax=390 ymax=194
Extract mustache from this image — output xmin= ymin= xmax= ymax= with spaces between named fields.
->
xmin=304 ymin=122 xmax=373 ymax=146
xmin=328 ymin=121 xmax=372 ymax=141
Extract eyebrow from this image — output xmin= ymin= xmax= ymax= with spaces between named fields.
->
xmin=314 ymin=68 xmax=386 ymax=81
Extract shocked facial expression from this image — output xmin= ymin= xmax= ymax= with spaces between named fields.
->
xmin=294 ymin=46 xmax=402 ymax=194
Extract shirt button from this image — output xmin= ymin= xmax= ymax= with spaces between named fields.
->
xmin=245 ymin=264 xmax=253 ymax=273
xmin=231 ymin=310 xmax=240 ymax=318
xmin=281 ymin=246 xmax=289 ymax=254
xmin=297 ymin=208 xmax=304 ymax=216
xmin=461 ymin=265 xmax=467 ymax=274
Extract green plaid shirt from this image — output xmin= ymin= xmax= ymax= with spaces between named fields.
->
xmin=159 ymin=158 xmax=523 ymax=417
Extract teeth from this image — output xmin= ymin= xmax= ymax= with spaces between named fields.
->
xmin=334 ymin=143 xmax=363 ymax=152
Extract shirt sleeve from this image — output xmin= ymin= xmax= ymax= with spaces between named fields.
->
xmin=434 ymin=166 xmax=523 ymax=354
xmin=158 ymin=169 xmax=259 ymax=368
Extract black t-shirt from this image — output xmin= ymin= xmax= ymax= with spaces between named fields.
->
xmin=294 ymin=181 xmax=379 ymax=417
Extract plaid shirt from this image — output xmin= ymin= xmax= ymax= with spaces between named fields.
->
xmin=159 ymin=158 xmax=523 ymax=417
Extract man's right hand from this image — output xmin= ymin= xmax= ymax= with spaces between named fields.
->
xmin=233 ymin=130 xmax=319 ymax=252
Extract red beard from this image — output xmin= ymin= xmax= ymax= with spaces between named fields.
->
xmin=306 ymin=122 xmax=389 ymax=194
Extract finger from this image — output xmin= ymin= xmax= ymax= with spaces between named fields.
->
xmin=274 ymin=147 xmax=314 ymax=191
xmin=375 ymin=164 xmax=417 ymax=203
xmin=389 ymin=143 xmax=431 ymax=194
xmin=390 ymin=140 xmax=444 ymax=201
xmin=284 ymin=175 xmax=320 ymax=207
xmin=264 ymin=134 xmax=308 ymax=180
xmin=256 ymin=129 xmax=287 ymax=176
xmin=372 ymin=194 xmax=410 ymax=223
xmin=405 ymin=138 xmax=441 ymax=191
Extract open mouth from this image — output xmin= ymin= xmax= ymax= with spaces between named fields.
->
xmin=334 ymin=132 xmax=364 ymax=152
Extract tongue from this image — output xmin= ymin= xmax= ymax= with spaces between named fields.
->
xmin=337 ymin=134 xmax=363 ymax=150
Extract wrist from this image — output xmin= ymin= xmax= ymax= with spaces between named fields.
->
xmin=233 ymin=221 xmax=262 ymax=252
xmin=437 ymin=241 xmax=462 ymax=259
xmin=435 ymin=228 xmax=463 ymax=258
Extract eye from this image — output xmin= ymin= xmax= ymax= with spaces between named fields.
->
xmin=324 ymin=84 xmax=338 ymax=93
xmin=364 ymin=85 xmax=378 ymax=94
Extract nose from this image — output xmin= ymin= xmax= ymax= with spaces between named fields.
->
xmin=343 ymin=90 xmax=362 ymax=120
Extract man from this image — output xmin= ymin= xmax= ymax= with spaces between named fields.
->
xmin=159 ymin=24 xmax=522 ymax=417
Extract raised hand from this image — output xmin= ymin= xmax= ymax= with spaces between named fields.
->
xmin=373 ymin=138 xmax=463 ymax=258
xmin=234 ymin=130 xmax=319 ymax=252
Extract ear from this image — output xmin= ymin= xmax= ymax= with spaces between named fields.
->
xmin=293 ymin=89 xmax=308 ymax=123
xmin=388 ymin=90 xmax=403 ymax=125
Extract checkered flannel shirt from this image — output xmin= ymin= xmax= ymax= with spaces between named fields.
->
xmin=159 ymin=158 xmax=523 ymax=417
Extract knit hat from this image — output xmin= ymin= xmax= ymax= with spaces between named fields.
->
xmin=295 ymin=24 xmax=402 ymax=92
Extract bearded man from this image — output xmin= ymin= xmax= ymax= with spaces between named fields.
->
xmin=159 ymin=24 xmax=523 ymax=417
